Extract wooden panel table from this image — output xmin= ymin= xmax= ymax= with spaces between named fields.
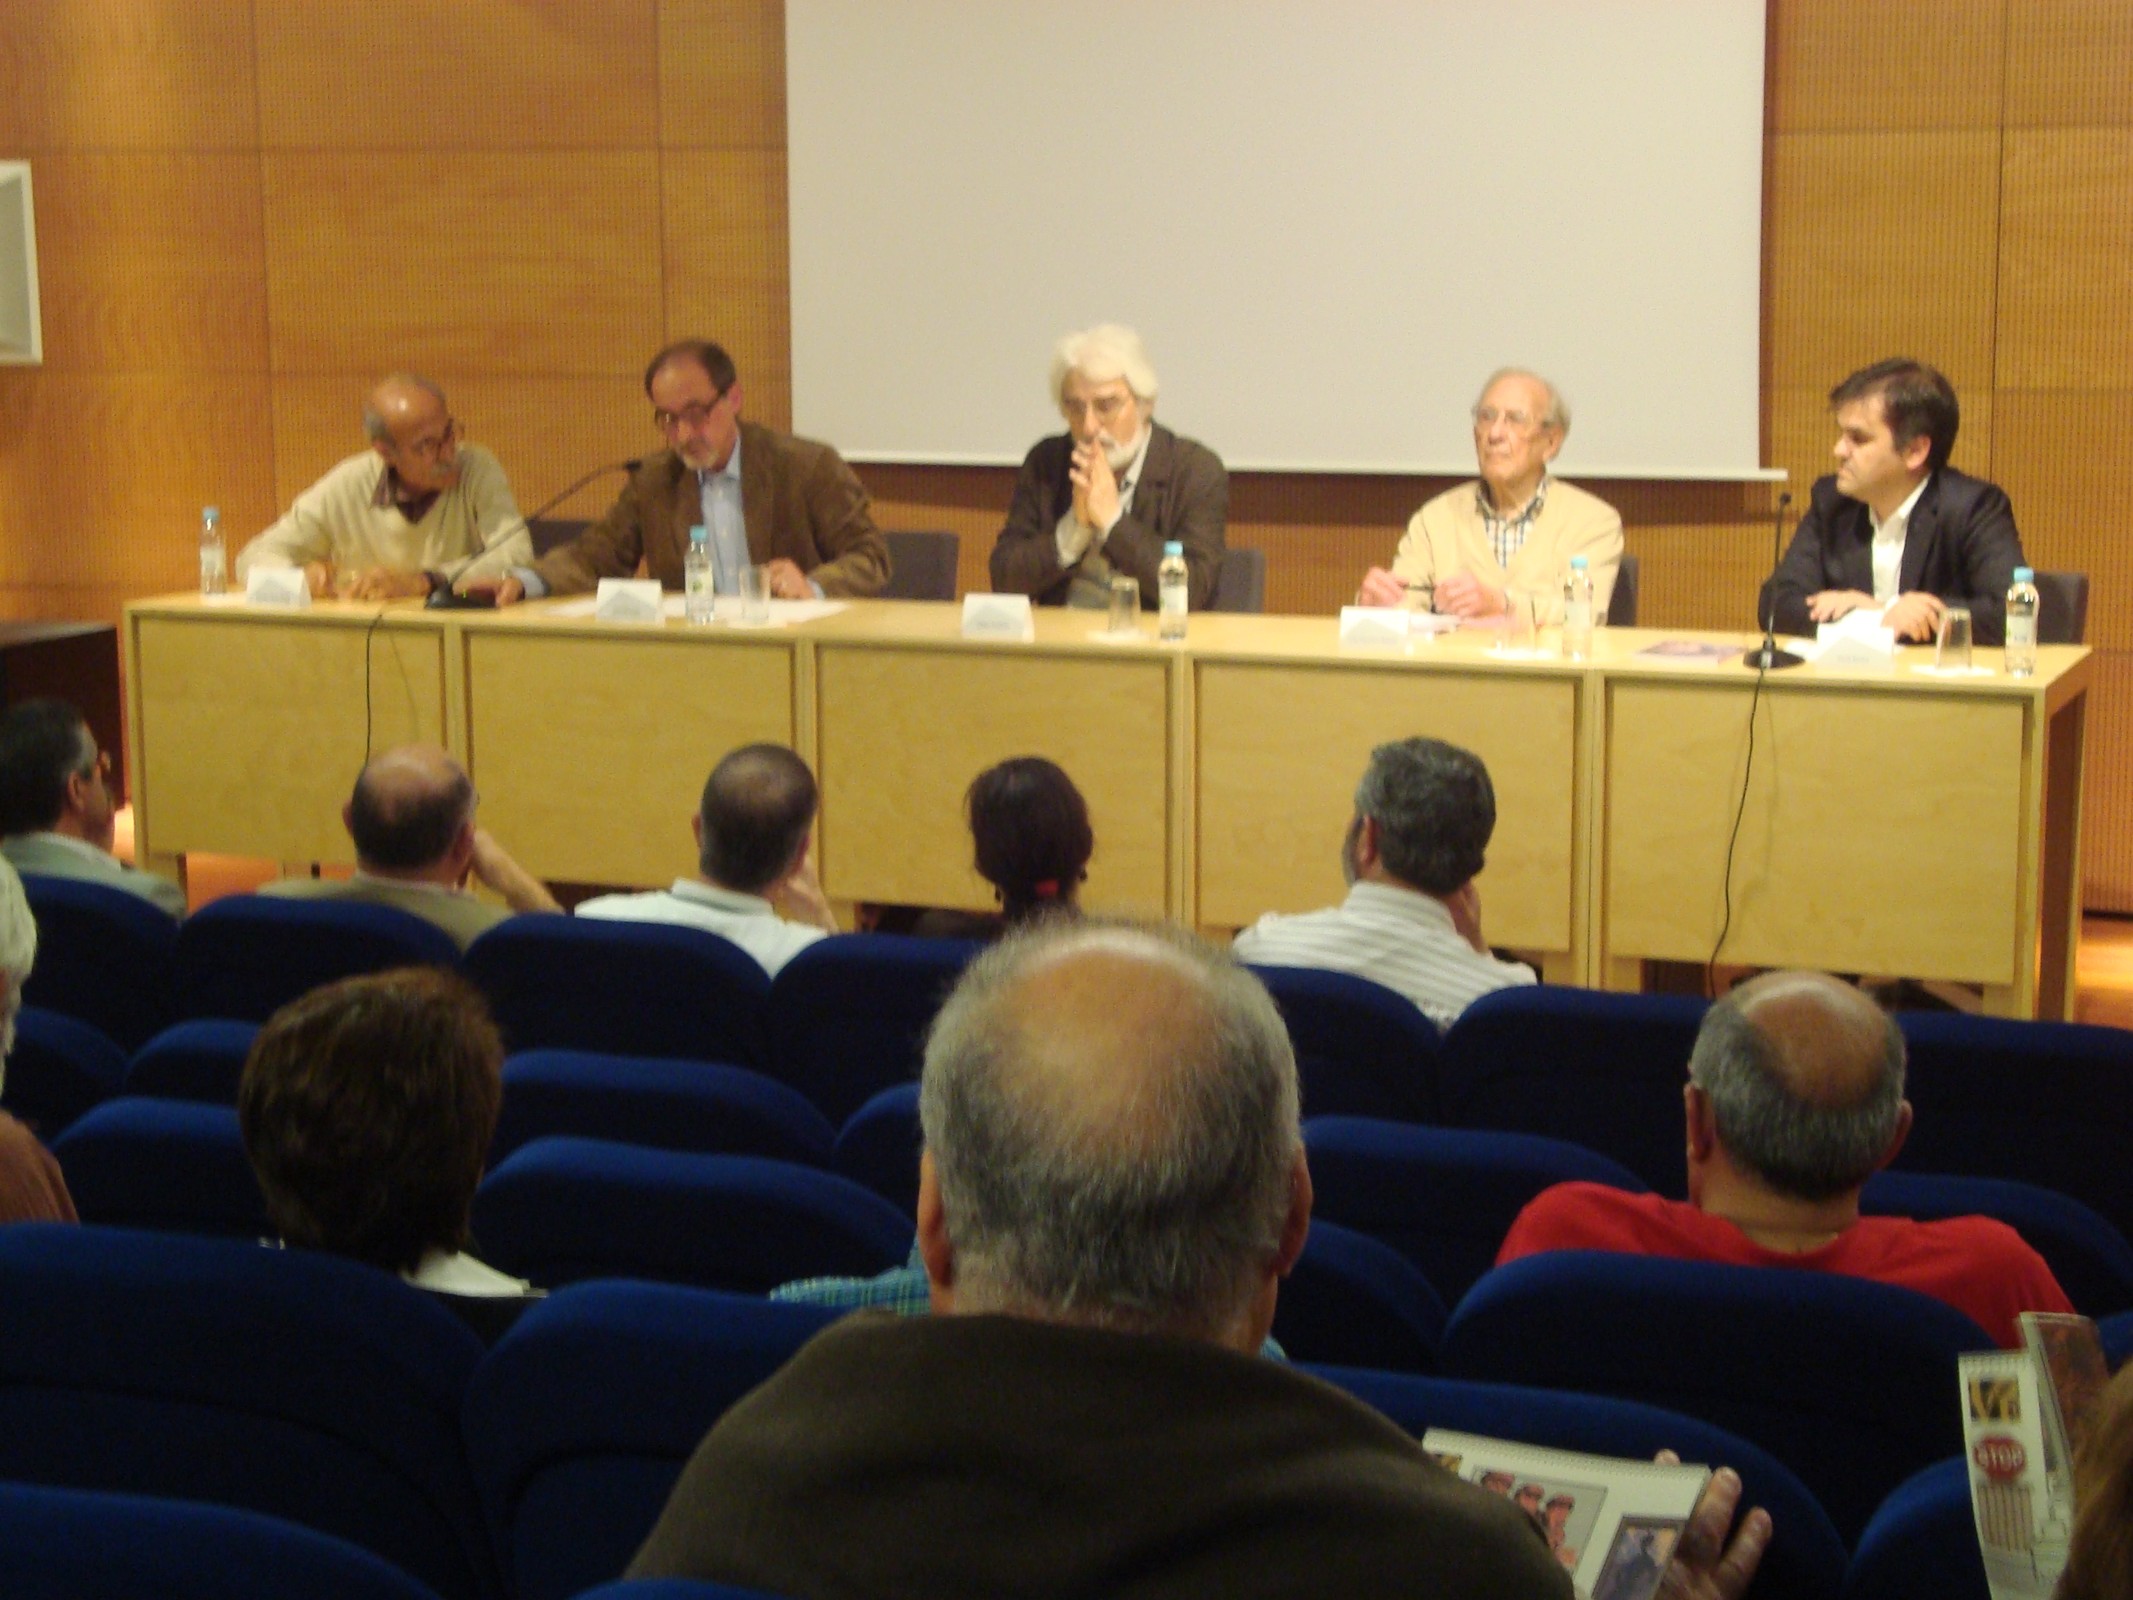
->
xmin=1594 ymin=634 xmax=2090 ymax=1019
xmin=1187 ymin=615 xmax=1589 ymax=983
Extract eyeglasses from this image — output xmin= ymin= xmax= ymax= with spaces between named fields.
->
xmin=1063 ymin=391 xmax=1135 ymax=423
xmin=398 ymin=417 xmax=459 ymax=461
xmin=653 ymin=387 xmax=733 ymax=436
xmin=1472 ymin=406 xmax=1550 ymax=434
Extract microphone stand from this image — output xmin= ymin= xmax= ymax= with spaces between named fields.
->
xmin=1743 ymin=489 xmax=1804 ymax=670
xmin=426 ymin=457 xmax=641 ymax=609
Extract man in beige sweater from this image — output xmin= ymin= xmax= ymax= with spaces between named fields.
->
xmin=234 ymin=374 xmax=534 ymax=600
xmin=1359 ymin=369 xmax=1622 ymax=626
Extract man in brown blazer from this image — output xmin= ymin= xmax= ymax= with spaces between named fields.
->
xmin=494 ymin=340 xmax=889 ymax=604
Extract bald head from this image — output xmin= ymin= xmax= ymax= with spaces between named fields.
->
xmin=1689 ymin=970 xmax=1906 ymax=1201
xmin=346 ymin=745 xmax=475 ymax=873
xmin=363 ymin=374 xmax=448 ymax=444
xmin=919 ymin=921 xmax=1300 ymax=1341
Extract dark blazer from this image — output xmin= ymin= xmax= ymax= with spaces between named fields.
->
xmin=989 ymin=423 xmax=1228 ymax=608
xmin=1760 ymin=468 xmax=2025 ymax=645
xmin=533 ymin=422 xmax=890 ymax=598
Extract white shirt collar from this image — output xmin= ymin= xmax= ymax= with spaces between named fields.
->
xmin=1870 ymin=472 xmax=1931 ymax=542
xmin=669 ymin=877 xmax=777 ymax=918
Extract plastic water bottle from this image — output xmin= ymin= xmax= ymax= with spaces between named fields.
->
xmin=199 ymin=506 xmax=226 ymax=596
xmin=1157 ymin=541 xmax=1189 ymax=642
xmin=2004 ymin=566 xmax=2038 ymax=677
xmin=1561 ymin=555 xmax=1594 ymax=659
xmin=684 ymin=524 xmax=716 ymax=625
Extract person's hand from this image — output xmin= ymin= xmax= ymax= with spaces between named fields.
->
xmin=1435 ymin=572 xmax=1505 ymax=618
xmin=490 ymin=576 xmax=526 ymax=608
xmin=1070 ymin=439 xmax=1121 ymax=532
xmin=1447 ymin=881 xmax=1489 ymax=954
xmin=467 ymin=827 xmax=514 ymax=892
xmin=302 ymin=560 xmax=337 ymax=599
xmin=770 ymin=846 xmax=838 ymax=931
xmin=1357 ymin=567 xmax=1409 ymax=608
xmin=1879 ymin=591 xmax=1947 ymax=643
xmin=1655 ymin=1462 xmax=1771 ymax=1600
xmin=1805 ymin=588 xmax=1877 ymax=624
xmin=0 ymin=1112 xmax=77 ymax=1224
xmin=349 ymin=567 xmax=430 ymax=601
xmin=763 ymin=558 xmax=812 ymax=600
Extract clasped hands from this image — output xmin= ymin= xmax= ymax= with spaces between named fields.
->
xmin=1069 ymin=438 xmax=1123 ymax=536
xmin=1806 ymin=588 xmax=1943 ymax=643
xmin=1356 ymin=567 xmax=1506 ymax=618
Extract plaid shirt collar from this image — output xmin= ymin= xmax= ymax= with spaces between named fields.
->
xmin=1477 ymin=474 xmax=1551 ymax=569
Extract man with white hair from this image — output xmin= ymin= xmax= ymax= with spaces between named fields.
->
xmin=0 ymin=857 xmax=78 ymax=1224
xmin=989 ymin=324 xmax=1228 ymax=610
xmin=629 ymin=920 xmax=1770 ymax=1598
xmin=1359 ymin=369 xmax=1622 ymax=624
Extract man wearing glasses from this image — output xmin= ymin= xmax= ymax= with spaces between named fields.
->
xmin=1357 ymin=369 xmax=1621 ymax=625
xmin=233 ymin=374 xmax=533 ymax=601
xmin=0 ymin=699 xmax=187 ymax=919
xmin=494 ymin=339 xmax=889 ymax=605
xmin=988 ymin=324 xmax=1227 ymax=610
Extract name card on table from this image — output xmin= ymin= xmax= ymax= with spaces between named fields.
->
xmin=1814 ymin=616 xmax=1897 ymax=669
xmin=244 ymin=567 xmax=310 ymax=607
xmin=595 ymin=579 xmax=665 ymax=624
xmin=1339 ymin=606 xmax=1410 ymax=646
xmin=961 ymin=593 xmax=1035 ymax=642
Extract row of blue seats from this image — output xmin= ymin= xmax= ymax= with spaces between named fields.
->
xmin=22 ymin=1220 xmax=2113 ymax=1600
xmin=21 ymin=867 xmax=2133 ymax=1243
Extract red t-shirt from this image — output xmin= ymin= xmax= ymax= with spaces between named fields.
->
xmin=1496 ymin=1182 xmax=2073 ymax=1349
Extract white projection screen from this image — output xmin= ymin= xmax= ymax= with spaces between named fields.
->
xmin=786 ymin=1 xmax=1769 ymax=479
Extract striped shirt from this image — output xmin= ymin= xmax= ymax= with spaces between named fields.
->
xmin=1479 ymin=476 xmax=1550 ymax=571
xmin=1232 ymin=880 xmax=1535 ymax=1033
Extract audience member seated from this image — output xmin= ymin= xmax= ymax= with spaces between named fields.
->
xmin=1231 ymin=737 xmax=1534 ymax=1030
xmin=0 ymin=699 xmax=185 ymax=919
xmin=238 ymin=968 xmax=540 ymax=1342
xmin=0 ymin=858 xmax=74 ymax=1226
xmin=1498 ymin=970 xmax=2072 ymax=1348
xmin=2062 ymin=1360 xmax=2133 ymax=1600
xmin=576 ymin=743 xmax=836 ymax=977
xmin=910 ymin=756 xmax=1092 ymax=940
xmin=632 ymin=920 xmax=1768 ymax=1598
xmin=260 ymin=744 xmax=558 ymax=950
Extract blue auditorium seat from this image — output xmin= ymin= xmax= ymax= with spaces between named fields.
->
xmin=766 ymin=934 xmax=982 ymax=1124
xmin=2 ymin=1004 xmax=126 ymax=1135
xmin=1272 ymin=1219 xmax=1446 ymax=1371
xmin=830 ymin=1083 xmax=922 ymax=1216
xmin=52 ymin=1097 xmax=268 ymax=1238
xmin=173 ymin=896 xmax=460 ymax=1022
xmin=123 ymin=1019 xmax=259 ymax=1104
xmin=1246 ymin=964 xmax=1442 ymax=1123
xmin=1839 ymin=1457 xmax=1989 ymax=1600
xmin=1863 ymin=1168 xmax=2133 ymax=1316
xmin=18 ymin=871 xmax=178 ymax=1050
xmin=493 ymin=1051 xmax=835 ymax=1166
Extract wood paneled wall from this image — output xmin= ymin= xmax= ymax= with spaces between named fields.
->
xmin=3 ymin=1 xmax=2130 ymax=903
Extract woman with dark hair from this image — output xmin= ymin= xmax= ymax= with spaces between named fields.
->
xmin=2061 ymin=1360 xmax=2133 ymax=1600
xmin=907 ymin=758 xmax=1092 ymax=940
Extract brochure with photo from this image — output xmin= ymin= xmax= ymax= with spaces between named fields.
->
xmin=1959 ymin=1349 xmax=2072 ymax=1599
xmin=2019 ymin=1311 xmax=2110 ymax=1473
xmin=1631 ymin=639 xmax=1742 ymax=666
xmin=1421 ymin=1429 xmax=1709 ymax=1600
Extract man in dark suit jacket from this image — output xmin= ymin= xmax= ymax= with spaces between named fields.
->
xmin=989 ymin=324 xmax=1228 ymax=610
xmin=494 ymin=339 xmax=889 ymax=604
xmin=1761 ymin=358 xmax=2025 ymax=644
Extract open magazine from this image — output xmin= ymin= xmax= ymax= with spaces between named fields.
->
xmin=1956 ymin=1311 xmax=2109 ymax=1598
xmin=1422 ymin=1429 xmax=1710 ymax=1600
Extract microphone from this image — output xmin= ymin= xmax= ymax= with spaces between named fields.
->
xmin=1743 ymin=489 xmax=1804 ymax=671
xmin=428 ymin=457 xmax=642 ymax=609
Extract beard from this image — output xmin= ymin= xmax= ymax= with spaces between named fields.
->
xmin=1102 ymin=424 xmax=1146 ymax=474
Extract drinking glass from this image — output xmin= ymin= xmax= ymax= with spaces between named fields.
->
xmin=741 ymin=564 xmax=771 ymax=624
xmin=1107 ymin=574 xmax=1142 ymax=636
xmin=1936 ymin=606 xmax=1973 ymax=671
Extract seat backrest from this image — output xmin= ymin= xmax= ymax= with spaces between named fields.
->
xmin=1862 ymin=1168 xmax=2133 ymax=1317
xmin=19 ymin=872 xmax=178 ymax=1051
xmin=1839 ymin=1457 xmax=1989 ymax=1600
xmin=0 ymin=1481 xmax=449 ymax=1600
xmin=493 ymin=1051 xmax=835 ymax=1167
xmin=880 ymin=529 xmax=959 ymax=600
xmin=462 ymin=1280 xmax=839 ymax=1600
xmin=528 ymin=518 xmax=590 ymax=558
xmin=124 ymin=1019 xmax=261 ymax=1104
xmin=1439 ymin=985 xmax=1707 ymax=1197
xmin=472 ymin=1138 xmax=911 ymax=1293
xmin=766 ymin=935 xmax=983 ymax=1124
xmin=0 ymin=1224 xmax=494 ymax=1599
xmin=2 ymin=1005 xmax=126 ymax=1137
xmin=1209 ymin=546 xmax=1266 ymax=613
xmin=173 ymin=896 xmax=461 ymax=1023
xmin=1309 ymin=1366 xmax=1848 ymax=1600
xmin=1895 ymin=1010 xmax=2133 ymax=1240
xmin=52 ymin=1097 xmax=269 ymax=1238
xmin=1245 ymin=964 xmax=1441 ymax=1123
xmin=1605 ymin=551 xmax=1640 ymax=626
xmin=2102 ymin=1309 xmax=2133 ymax=1366
xmin=1303 ymin=1116 xmax=1646 ymax=1303
xmin=830 ymin=1082 xmax=923 ymax=1217
xmin=2033 ymin=568 xmax=2087 ymax=646
xmin=1440 ymin=1250 xmax=1992 ymax=1547
xmin=1272 ymin=1219 xmax=1446 ymax=1372
xmin=465 ymin=918 xmax=771 ymax=1067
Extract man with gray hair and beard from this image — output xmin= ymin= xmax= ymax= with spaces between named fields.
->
xmin=1498 ymin=969 xmax=2072 ymax=1348
xmin=629 ymin=920 xmax=1768 ymax=1598
xmin=988 ymin=323 xmax=1228 ymax=611
xmin=1233 ymin=735 xmax=1535 ymax=1031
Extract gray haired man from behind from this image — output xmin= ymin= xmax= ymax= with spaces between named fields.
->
xmin=627 ymin=919 xmax=1768 ymax=1598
